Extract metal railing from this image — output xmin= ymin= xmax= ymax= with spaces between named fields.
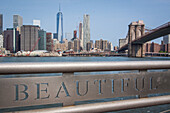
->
xmin=0 ymin=61 xmax=170 ymax=112
xmin=0 ymin=61 xmax=170 ymax=74
xmin=16 ymin=95 xmax=170 ymax=113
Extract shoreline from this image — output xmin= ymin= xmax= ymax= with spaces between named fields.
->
xmin=0 ymin=55 xmax=170 ymax=58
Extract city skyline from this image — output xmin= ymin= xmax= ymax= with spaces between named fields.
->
xmin=0 ymin=0 xmax=170 ymax=46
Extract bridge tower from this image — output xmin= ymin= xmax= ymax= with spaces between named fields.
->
xmin=128 ymin=20 xmax=145 ymax=57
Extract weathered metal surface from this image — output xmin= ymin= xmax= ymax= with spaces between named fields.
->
xmin=15 ymin=95 xmax=170 ymax=113
xmin=0 ymin=71 xmax=169 ymax=109
xmin=0 ymin=61 xmax=170 ymax=74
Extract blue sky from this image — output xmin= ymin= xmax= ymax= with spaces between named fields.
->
xmin=0 ymin=0 xmax=170 ymax=46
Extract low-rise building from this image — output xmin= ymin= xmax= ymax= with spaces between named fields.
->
xmin=145 ymin=42 xmax=160 ymax=53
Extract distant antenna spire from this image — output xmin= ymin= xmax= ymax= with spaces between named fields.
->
xmin=59 ymin=3 xmax=61 ymax=12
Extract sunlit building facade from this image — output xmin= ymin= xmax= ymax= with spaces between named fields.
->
xmin=83 ymin=14 xmax=90 ymax=50
xmin=79 ymin=22 xmax=83 ymax=48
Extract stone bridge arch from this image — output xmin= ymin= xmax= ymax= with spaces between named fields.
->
xmin=128 ymin=20 xmax=145 ymax=57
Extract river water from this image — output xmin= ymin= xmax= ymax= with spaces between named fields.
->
xmin=0 ymin=56 xmax=170 ymax=113
xmin=0 ymin=56 xmax=170 ymax=62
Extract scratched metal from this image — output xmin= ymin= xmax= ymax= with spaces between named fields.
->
xmin=0 ymin=71 xmax=169 ymax=109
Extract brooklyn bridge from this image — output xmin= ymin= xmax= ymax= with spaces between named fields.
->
xmin=118 ymin=21 xmax=170 ymax=57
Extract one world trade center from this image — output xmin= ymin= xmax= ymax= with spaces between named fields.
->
xmin=56 ymin=5 xmax=63 ymax=43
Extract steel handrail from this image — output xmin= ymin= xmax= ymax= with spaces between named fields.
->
xmin=15 ymin=95 xmax=170 ymax=113
xmin=0 ymin=61 xmax=170 ymax=74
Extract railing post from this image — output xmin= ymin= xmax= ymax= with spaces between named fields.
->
xmin=138 ymin=69 xmax=148 ymax=98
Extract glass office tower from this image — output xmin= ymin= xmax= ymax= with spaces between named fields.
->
xmin=56 ymin=6 xmax=63 ymax=43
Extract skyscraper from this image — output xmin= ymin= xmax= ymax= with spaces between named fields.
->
xmin=56 ymin=5 xmax=63 ymax=43
xmin=0 ymin=14 xmax=3 ymax=35
xmin=21 ymin=25 xmax=39 ymax=51
xmin=4 ymin=28 xmax=20 ymax=53
xmin=38 ymin=29 xmax=46 ymax=50
xmin=79 ymin=22 xmax=83 ymax=48
xmin=13 ymin=15 xmax=23 ymax=33
xmin=83 ymin=14 xmax=90 ymax=50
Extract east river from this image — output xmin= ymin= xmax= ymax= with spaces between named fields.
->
xmin=0 ymin=56 xmax=170 ymax=113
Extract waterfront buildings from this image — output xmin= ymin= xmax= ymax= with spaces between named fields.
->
xmin=63 ymin=38 xmax=68 ymax=48
xmin=79 ymin=22 xmax=83 ymax=48
xmin=95 ymin=39 xmax=110 ymax=51
xmin=53 ymin=39 xmax=59 ymax=46
xmin=46 ymin=33 xmax=53 ymax=51
xmin=73 ymin=38 xmax=80 ymax=52
xmin=102 ymin=40 xmax=108 ymax=51
xmin=83 ymin=14 xmax=90 ymax=50
xmin=0 ymin=35 xmax=3 ymax=48
xmin=55 ymin=38 xmax=68 ymax=51
xmin=21 ymin=25 xmax=39 ymax=51
xmin=55 ymin=43 xmax=67 ymax=51
xmin=56 ymin=6 xmax=63 ymax=43
xmin=4 ymin=28 xmax=20 ymax=53
xmin=95 ymin=40 xmax=100 ymax=49
xmin=145 ymin=42 xmax=161 ymax=53
xmin=13 ymin=15 xmax=23 ymax=33
xmin=33 ymin=20 xmax=40 ymax=27
xmin=68 ymin=41 xmax=73 ymax=50
xmin=86 ymin=42 xmax=93 ymax=51
xmin=107 ymin=41 xmax=113 ymax=51
xmin=0 ymin=14 xmax=3 ymax=35
xmin=38 ymin=29 xmax=46 ymax=50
